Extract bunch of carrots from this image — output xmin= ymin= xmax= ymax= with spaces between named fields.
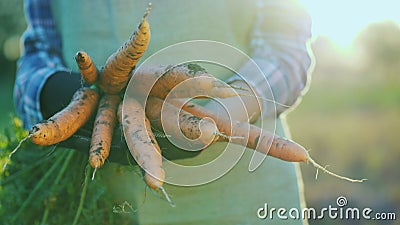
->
xmin=4 ymin=3 xmax=365 ymax=206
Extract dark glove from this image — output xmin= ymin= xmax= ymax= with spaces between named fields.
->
xmin=58 ymin=124 xmax=201 ymax=165
xmin=39 ymin=71 xmax=133 ymax=165
xmin=58 ymin=125 xmax=135 ymax=165
xmin=40 ymin=71 xmax=86 ymax=119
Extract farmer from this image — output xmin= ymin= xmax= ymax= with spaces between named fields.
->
xmin=14 ymin=0 xmax=313 ymax=224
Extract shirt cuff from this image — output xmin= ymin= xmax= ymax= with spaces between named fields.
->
xmin=14 ymin=56 xmax=69 ymax=129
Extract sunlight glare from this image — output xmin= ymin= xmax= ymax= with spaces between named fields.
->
xmin=299 ymin=0 xmax=400 ymax=49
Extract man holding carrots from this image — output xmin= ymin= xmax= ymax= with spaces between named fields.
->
xmin=14 ymin=0 xmax=313 ymax=224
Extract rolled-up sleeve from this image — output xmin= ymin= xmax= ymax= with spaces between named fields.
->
xmin=229 ymin=0 xmax=313 ymax=118
xmin=14 ymin=0 xmax=68 ymax=129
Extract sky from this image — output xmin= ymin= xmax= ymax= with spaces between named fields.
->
xmin=299 ymin=0 xmax=400 ymax=48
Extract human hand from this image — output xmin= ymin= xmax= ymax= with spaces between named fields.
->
xmin=57 ymin=123 xmax=134 ymax=165
xmin=57 ymin=121 xmax=202 ymax=165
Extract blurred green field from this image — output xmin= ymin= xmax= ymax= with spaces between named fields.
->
xmin=285 ymin=37 xmax=400 ymax=224
xmin=0 ymin=76 xmax=16 ymax=131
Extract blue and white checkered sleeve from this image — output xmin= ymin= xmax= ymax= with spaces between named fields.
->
xmin=14 ymin=0 xmax=68 ymax=129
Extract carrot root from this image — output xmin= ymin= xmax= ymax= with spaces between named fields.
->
xmin=306 ymin=155 xmax=367 ymax=183
xmin=113 ymin=201 xmax=137 ymax=214
xmin=214 ymin=131 xmax=244 ymax=140
xmin=91 ymin=166 xmax=98 ymax=181
xmin=2 ymin=134 xmax=32 ymax=171
xmin=229 ymin=82 xmax=291 ymax=108
xmin=157 ymin=185 xmax=175 ymax=207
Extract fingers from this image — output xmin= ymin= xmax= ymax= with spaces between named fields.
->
xmin=58 ymin=134 xmax=91 ymax=153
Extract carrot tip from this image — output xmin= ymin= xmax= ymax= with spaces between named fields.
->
xmin=91 ymin=166 xmax=98 ymax=181
xmin=75 ymin=51 xmax=85 ymax=59
xmin=157 ymin=185 xmax=175 ymax=207
xmin=29 ymin=126 xmax=39 ymax=135
xmin=2 ymin=134 xmax=32 ymax=172
xmin=143 ymin=3 xmax=153 ymax=19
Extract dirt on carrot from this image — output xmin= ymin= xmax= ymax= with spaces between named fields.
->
xmin=30 ymin=87 xmax=99 ymax=146
xmin=98 ymin=4 xmax=152 ymax=94
xmin=121 ymin=97 xmax=165 ymax=188
xmin=89 ymin=94 xmax=121 ymax=169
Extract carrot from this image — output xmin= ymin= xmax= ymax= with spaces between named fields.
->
xmin=167 ymin=99 xmax=302 ymax=160
xmin=130 ymin=64 xmax=240 ymax=99
xmin=121 ymin=97 xmax=173 ymax=204
xmin=168 ymin=99 xmax=366 ymax=182
xmin=75 ymin=51 xmax=99 ymax=85
xmin=170 ymin=99 xmax=312 ymax=159
xmin=98 ymin=4 xmax=152 ymax=94
xmin=30 ymin=87 xmax=99 ymax=146
xmin=145 ymin=96 xmax=219 ymax=148
xmin=89 ymin=94 xmax=121 ymax=170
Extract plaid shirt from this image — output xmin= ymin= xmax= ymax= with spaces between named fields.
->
xmin=14 ymin=0 xmax=312 ymax=129
xmin=14 ymin=0 xmax=68 ymax=128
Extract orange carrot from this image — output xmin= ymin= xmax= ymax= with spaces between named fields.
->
xmin=130 ymin=64 xmax=240 ymax=99
xmin=145 ymin=96 xmax=219 ymax=148
xmin=30 ymin=87 xmax=99 ymax=146
xmin=75 ymin=51 xmax=99 ymax=85
xmin=121 ymin=97 xmax=166 ymax=190
xmin=98 ymin=4 xmax=152 ymax=94
xmin=89 ymin=94 xmax=121 ymax=169
xmin=168 ymin=99 xmax=309 ymax=161
xmin=168 ymin=99 xmax=366 ymax=182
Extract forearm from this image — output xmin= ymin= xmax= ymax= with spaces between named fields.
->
xmin=14 ymin=54 xmax=70 ymax=128
xmin=14 ymin=0 xmax=70 ymax=128
xmin=228 ymin=0 xmax=313 ymax=118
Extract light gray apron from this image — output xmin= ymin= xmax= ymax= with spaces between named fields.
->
xmin=52 ymin=0 xmax=306 ymax=224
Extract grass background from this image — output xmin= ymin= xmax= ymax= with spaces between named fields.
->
xmin=0 ymin=1 xmax=399 ymax=224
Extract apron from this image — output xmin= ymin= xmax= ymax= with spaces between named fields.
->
xmin=51 ymin=0 xmax=306 ymax=224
